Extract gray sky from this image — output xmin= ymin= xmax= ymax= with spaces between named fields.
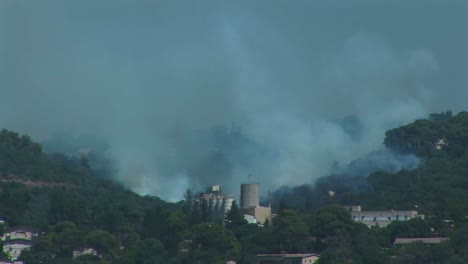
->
xmin=1 ymin=1 xmax=467 ymax=200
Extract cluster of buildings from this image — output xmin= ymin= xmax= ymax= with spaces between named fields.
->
xmin=198 ymin=185 xmax=235 ymax=222
xmin=198 ymin=182 xmax=317 ymax=264
xmin=239 ymin=183 xmax=273 ymax=225
xmin=0 ymin=225 xmax=39 ymax=264
xmin=343 ymin=206 xmax=449 ymax=247
xmin=200 ymin=182 xmax=426 ymax=230
xmin=0 ymin=221 xmax=98 ymax=263
xmin=200 ymin=183 xmax=427 ymax=230
xmin=251 ymin=204 xmax=440 ymax=264
xmin=196 ymin=182 xmax=274 ymax=226
xmin=0 ymin=180 xmax=442 ymax=264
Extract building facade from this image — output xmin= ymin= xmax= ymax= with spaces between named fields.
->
xmin=393 ymin=237 xmax=449 ymax=245
xmin=240 ymin=182 xmax=273 ymax=225
xmin=73 ymin=248 xmax=100 ymax=259
xmin=1 ymin=226 xmax=39 ymax=261
xmin=3 ymin=240 xmax=33 ymax=261
xmin=256 ymin=253 xmax=319 ymax=264
xmin=196 ymin=185 xmax=234 ymax=222
xmin=2 ymin=226 xmax=39 ymax=241
xmin=241 ymin=183 xmax=260 ymax=209
xmin=243 ymin=207 xmax=272 ymax=225
xmin=345 ymin=206 xmax=424 ymax=228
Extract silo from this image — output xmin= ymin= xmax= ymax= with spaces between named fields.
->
xmin=222 ymin=196 xmax=234 ymax=215
xmin=240 ymin=183 xmax=259 ymax=209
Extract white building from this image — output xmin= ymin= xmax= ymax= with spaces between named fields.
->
xmin=257 ymin=253 xmax=320 ymax=264
xmin=242 ymin=206 xmax=272 ymax=225
xmin=434 ymin=139 xmax=447 ymax=150
xmin=3 ymin=240 xmax=33 ymax=260
xmin=2 ymin=226 xmax=39 ymax=241
xmin=243 ymin=214 xmax=257 ymax=224
xmin=1 ymin=226 xmax=39 ymax=261
xmin=393 ymin=237 xmax=448 ymax=245
xmin=197 ymin=185 xmax=235 ymax=222
xmin=73 ymin=248 xmax=100 ymax=259
xmin=344 ymin=206 xmax=424 ymax=228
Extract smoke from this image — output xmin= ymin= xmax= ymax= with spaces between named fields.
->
xmin=0 ymin=1 xmax=467 ymax=201
xmin=333 ymin=149 xmax=421 ymax=178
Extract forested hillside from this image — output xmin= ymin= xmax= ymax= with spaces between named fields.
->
xmin=1 ymin=112 xmax=468 ymax=263
xmin=0 ymin=129 xmax=178 ymax=263
xmin=271 ymin=112 xmax=468 ymax=263
xmin=274 ymin=111 xmax=468 ymax=214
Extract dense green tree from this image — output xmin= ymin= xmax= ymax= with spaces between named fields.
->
xmin=187 ymin=223 xmax=240 ymax=264
xmin=119 ymin=238 xmax=168 ymax=264
xmin=50 ymin=221 xmax=85 ymax=258
xmin=238 ymin=225 xmax=280 ymax=263
xmin=308 ymin=206 xmax=357 ymax=239
xmin=387 ymin=241 xmax=454 ymax=264
xmin=274 ymin=209 xmax=310 ymax=252
xmin=20 ymin=238 xmax=59 ymax=263
xmin=226 ymin=201 xmax=247 ymax=230
xmin=85 ymin=229 xmax=119 ymax=257
xmin=352 ymin=229 xmax=388 ymax=264
xmin=449 ymin=223 xmax=468 ymax=262
xmin=387 ymin=218 xmax=433 ymax=240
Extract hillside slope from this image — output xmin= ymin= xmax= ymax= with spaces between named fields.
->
xmin=273 ymin=112 xmax=468 ymax=217
xmin=1 ymin=112 xmax=468 ymax=264
xmin=0 ymin=129 xmax=179 ymax=263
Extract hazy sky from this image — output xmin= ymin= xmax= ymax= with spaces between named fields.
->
xmin=1 ymin=1 xmax=467 ymax=200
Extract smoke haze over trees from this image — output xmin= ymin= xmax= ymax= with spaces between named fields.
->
xmin=0 ymin=1 xmax=467 ymax=200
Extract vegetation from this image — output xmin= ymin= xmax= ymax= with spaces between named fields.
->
xmin=269 ymin=111 xmax=468 ymax=263
xmin=0 ymin=111 xmax=467 ymax=263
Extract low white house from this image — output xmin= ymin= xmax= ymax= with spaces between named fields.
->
xmin=2 ymin=226 xmax=39 ymax=241
xmin=0 ymin=260 xmax=23 ymax=264
xmin=73 ymin=248 xmax=100 ymax=259
xmin=257 ymin=253 xmax=320 ymax=264
xmin=394 ymin=237 xmax=449 ymax=245
xmin=1 ymin=226 xmax=39 ymax=261
xmin=3 ymin=240 xmax=34 ymax=260
xmin=243 ymin=214 xmax=257 ymax=224
xmin=344 ymin=206 xmax=424 ymax=228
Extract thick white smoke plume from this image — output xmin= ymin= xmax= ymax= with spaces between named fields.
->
xmin=0 ymin=1 xmax=467 ymax=201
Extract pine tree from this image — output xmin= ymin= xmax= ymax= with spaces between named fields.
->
xmin=225 ymin=201 xmax=246 ymax=229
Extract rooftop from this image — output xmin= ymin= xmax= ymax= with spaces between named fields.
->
xmin=257 ymin=253 xmax=320 ymax=258
xmin=3 ymin=239 xmax=35 ymax=245
xmin=5 ymin=226 xmax=40 ymax=233
xmin=351 ymin=210 xmax=419 ymax=216
xmin=244 ymin=214 xmax=257 ymax=224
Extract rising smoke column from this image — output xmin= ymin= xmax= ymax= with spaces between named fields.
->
xmin=0 ymin=1 xmax=467 ymax=201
